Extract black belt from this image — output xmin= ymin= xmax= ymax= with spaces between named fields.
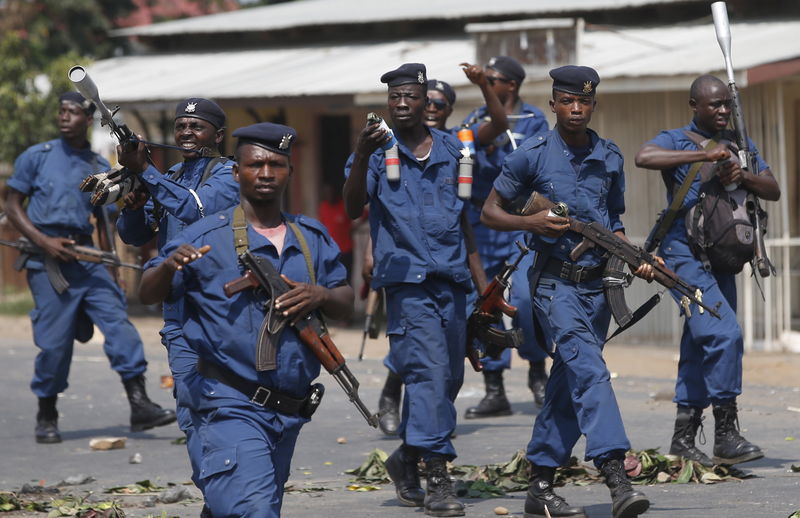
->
xmin=197 ymin=359 xmax=323 ymax=418
xmin=542 ymin=257 xmax=605 ymax=283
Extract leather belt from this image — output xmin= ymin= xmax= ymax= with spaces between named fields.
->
xmin=542 ymin=257 xmax=605 ymax=283
xmin=197 ymin=358 xmax=322 ymax=417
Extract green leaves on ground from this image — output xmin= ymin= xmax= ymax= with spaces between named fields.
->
xmin=104 ymin=480 xmax=165 ymax=494
xmin=0 ymin=492 xmax=122 ymax=516
xmin=347 ymin=448 xmax=755 ymax=500
xmin=629 ymin=449 xmax=754 ymax=485
xmin=344 ymin=448 xmax=390 ymax=484
xmin=46 ymin=496 xmax=124 ymax=518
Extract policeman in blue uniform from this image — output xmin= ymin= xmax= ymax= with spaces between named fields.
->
xmin=635 ymin=75 xmax=780 ymax=467
xmin=373 ymin=66 xmax=510 ymax=436
xmin=4 ymin=91 xmax=175 ymax=444
xmin=116 ymin=98 xmax=239 ymax=507
xmin=343 ymin=63 xmax=483 ymax=517
xmin=482 ymin=66 xmax=653 ymax=518
xmin=462 ymin=56 xmax=551 ymax=417
xmin=139 ymin=122 xmax=353 ymax=518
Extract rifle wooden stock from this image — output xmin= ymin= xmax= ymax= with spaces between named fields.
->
xmin=227 ymin=250 xmax=379 ymax=427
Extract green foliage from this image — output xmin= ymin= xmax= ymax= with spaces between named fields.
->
xmin=0 ymin=0 xmax=136 ymax=164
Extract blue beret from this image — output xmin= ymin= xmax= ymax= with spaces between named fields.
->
xmin=550 ymin=65 xmax=600 ymax=97
xmin=487 ymin=56 xmax=526 ymax=84
xmin=175 ymin=98 xmax=226 ymax=129
xmin=60 ymin=91 xmax=96 ymax=115
xmin=427 ymin=79 xmax=456 ymax=105
xmin=233 ymin=122 xmax=297 ymax=156
xmin=381 ymin=63 xmax=427 ymax=88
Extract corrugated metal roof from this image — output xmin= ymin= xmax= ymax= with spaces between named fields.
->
xmin=84 ymin=39 xmax=475 ymax=103
xmin=86 ymin=21 xmax=800 ymax=104
xmin=113 ymin=0 xmax=704 ymax=37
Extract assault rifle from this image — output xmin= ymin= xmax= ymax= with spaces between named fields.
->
xmin=711 ymin=2 xmax=774 ymax=278
xmin=465 ymin=242 xmax=527 ymax=371
xmin=520 ymin=192 xmax=721 ymax=334
xmin=0 ymin=237 xmax=142 ymax=295
xmin=224 ymin=250 xmax=380 ymax=428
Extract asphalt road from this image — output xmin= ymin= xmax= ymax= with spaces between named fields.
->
xmin=0 ymin=320 xmax=798 ymax=518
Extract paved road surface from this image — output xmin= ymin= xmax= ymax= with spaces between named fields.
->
xmin=0 ymin=317 xmax=798 ymax=517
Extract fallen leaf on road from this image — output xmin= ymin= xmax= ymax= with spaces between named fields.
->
xmin=105 ymin=480 xmax=165 ymax=494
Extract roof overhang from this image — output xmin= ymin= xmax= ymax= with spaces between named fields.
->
xmin=83 ymin=20 xmax=800 ymax=106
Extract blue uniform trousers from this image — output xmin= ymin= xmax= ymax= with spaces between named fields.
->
xmin=662 ymin=239 xmax=742 ymax=408
xmin=163 ymin=330 xmax=203 ymax=487
xmin=190 ymin=378 xmax=305 ymax=518
xmin=385 ymin=279 xmax=466 ymax=460
xmin=526 ymin=276 xmax=630 ymax=468
xmin=28 ymin=261 xmax=146 ymax=397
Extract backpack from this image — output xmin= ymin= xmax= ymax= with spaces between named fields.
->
xmin=682 ymin=130 xmax=763 ymax=274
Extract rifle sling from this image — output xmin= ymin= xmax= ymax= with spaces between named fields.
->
xmin=647 ymin=134 xmax=719 ymax=251
xmin=232 ymin=205 xmax=317 ymax=371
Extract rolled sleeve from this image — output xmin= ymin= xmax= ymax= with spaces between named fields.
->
xmin=493 ymin=149 xmax=530 ymax=201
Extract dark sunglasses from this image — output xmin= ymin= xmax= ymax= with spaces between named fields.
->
xmin=486 ymin=76 xmax=512 ymax=86
xmin=426 ymin=98 xmax=449 ymax=111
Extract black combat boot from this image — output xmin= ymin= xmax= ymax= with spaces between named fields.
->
xmin=123 ymin=375 xmax=177 ymax=432
xmin=35 ymin=395 xmax=61 ymax=444
xmin=464 ymin=370 xmax=511 ymax=419
xmin=712 ymin=401 xmax=764 ymax=465
xmin=528 ymin=361 xmax=548 ymax=408
xmin=385 ymin=444 xmax=425 ymax=507
xmin=424 ymin=456 xmax=464 ymax=517
xmin=669 ymin=406 xmax=713 ymax=467
xmin=378 ymin=370 xmax=402 ymax=436
xmin=599 ymin=458 xmax=650 ymax=518
xmin=524 ymin=464 xmax=586 ymax=518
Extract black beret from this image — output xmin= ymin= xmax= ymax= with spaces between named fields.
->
xmin=233 ymin=122 xmax=297 ymax=156
xmin=427 ymin=79 xmax=456 ymax=106
xmin=487 ymin=56 xmax=526 ymax=84
xmin=550 ymin=65 xmax=601 ymax=97
xmin=60 ymin=91 xmax=96 ymax=115
xmin=175 ymin=98 xmax=226 ymax=129
xmin=380 ymin=63 xmax=427 ymax=88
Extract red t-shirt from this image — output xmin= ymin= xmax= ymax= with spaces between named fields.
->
xmin=318 ymin=199 xmax=353 ymax=253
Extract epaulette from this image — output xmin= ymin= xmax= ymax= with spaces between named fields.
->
xmin=522 ymin=133 xmax=549 ymax=150
xmin=184 ymin=207 xmax=234 ymax=239
xmin=437 ymin=130 xmax=465 ymax=160
xmin=605 ymin=139 xmax=623 ymax=160
xmin=289 ymin=214 xmax=329 ymax=237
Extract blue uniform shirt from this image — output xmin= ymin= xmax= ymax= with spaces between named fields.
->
xmin=344 ymin=127 xmax=471 ymax=290
xmin=494 ymin=129 xmax=626 ymax=267
xmin=463 ymin=101 xmax=549 ymax=202
xmin=117 ymin=157 xmax=239 ymax=249
xmin=646 ymin=120 xmax=769 ymax=246
xmin=148 ymin=208 xmax=348 ymax=401
xmin=9 ymin=138 xmax=109 ymax=238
